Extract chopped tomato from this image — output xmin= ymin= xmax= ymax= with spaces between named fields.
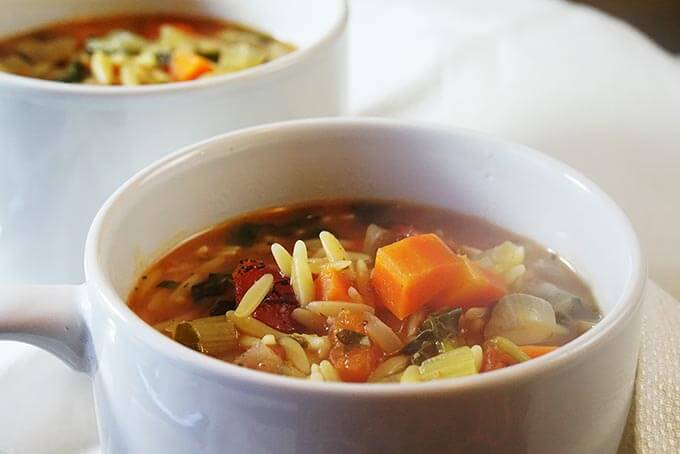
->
xmin=232 ymin=259 xmax=300 ymax=333
xmin=234 ymin=259 xmax=267 ymax=300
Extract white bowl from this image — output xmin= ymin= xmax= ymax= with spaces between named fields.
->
xmin=0 ymin=0 xmax=348 ymax=284
xmin=0 ymin=119 xmax=645 ymax=453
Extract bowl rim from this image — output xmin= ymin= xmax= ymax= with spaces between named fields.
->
xmin=85 ymin=117 xmax=646 ymax=397
xmin=0 ymin=0 xmax=348 ymax=97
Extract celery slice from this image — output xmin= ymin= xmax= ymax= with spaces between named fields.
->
xmin=418 ymin=346 xmax=478 ymax=381
xmin=174 ymin=316 xmax=238 ymax=356
xmin=400 ymin=365 xmax=421 ymax=383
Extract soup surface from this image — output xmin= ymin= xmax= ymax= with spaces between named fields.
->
xmin=129 ymin=200 xmax=601 ymax=383
xmin=0 ymin=13 xmax=294 ymax=85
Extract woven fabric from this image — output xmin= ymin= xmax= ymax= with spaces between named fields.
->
xmin=620 ymin=281 xmax=680 ymax=453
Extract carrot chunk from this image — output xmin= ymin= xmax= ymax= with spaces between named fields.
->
xmin=519 ymin=345 xmax=558 ymax=358
xmin=371 ymin=234 xmax=506 ymax=320
xmin=328 ymin=309 xmax=377 ymax=382
xmin=481 ymin=344 xmax=517 ymax=372
xmin=315 ymin=268 xmax=352 ymax=302
xmin=170 ymin=51 xmax=214 ymax=81
xmin=437 ymin=259 xmax=506 ymax=310
xmin=329 ymin=344 xmax=379 ymax=383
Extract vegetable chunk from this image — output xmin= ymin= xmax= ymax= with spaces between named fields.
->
xmin=315 ymin=268 xmax=352 ymax=302
xmin=170 ymin=51 xmax=214 ymax=81
xmin=438 ymin=259 xmax=506 ymax=310
xmin=371 ymin=234 xmax=506 ymax=319
xmin=519 ymin=345 xmax=558 ymax=358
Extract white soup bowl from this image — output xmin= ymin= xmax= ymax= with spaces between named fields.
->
xmin=0 ymin=119 xmax=644 ymax=453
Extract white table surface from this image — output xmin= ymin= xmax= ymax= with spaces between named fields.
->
xmin=1 ymin=0 xmax=680 ymax=452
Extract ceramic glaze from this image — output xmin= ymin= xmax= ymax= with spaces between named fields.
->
xmin=0 ymin=119 xmax=645 ymax=453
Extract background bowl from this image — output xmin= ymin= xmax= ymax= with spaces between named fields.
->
xmin=0 ymin=0 xmax=347 ymax=284
xmin=84 ymin=118 xmax=644 ymax=453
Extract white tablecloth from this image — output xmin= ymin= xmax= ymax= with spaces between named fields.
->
xmin=1 ymin=0 xmax=680 ymax=452
xmin=349 ymin=0 xmax=680 ymax=298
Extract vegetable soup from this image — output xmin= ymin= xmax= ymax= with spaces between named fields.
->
xmin=128 ymin=200 xmax=601 ymax=383
xmin=0 ymin=13 xmax=294 ymax=85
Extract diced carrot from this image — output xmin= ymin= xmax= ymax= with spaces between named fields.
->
xmin=329 ymin=343 xmax=379 ymax=382
xmin=332 ymin=309 xmax=366 ymax=336
xmin=329 ymin=309 xmax=378 ymax=382
xmin=372 ymin=234 xmax=462 ymax=320
xmin=315 ymin=268 xmax=352 ymax=302
xmin=371 ymin=234 xmax=506 ymax=320
xmin=481 ymin=344 xmax=516 ymax=372
xmin=519 ymin=345 xmax=558 ymax=358
xmin=437 ymin=259 xmax=506 ymax=310
xmin=169 ymin=51 xmax=214 ymax=81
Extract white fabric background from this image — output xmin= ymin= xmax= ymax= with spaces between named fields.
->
xmin=1 ymin=0 xmax=679 ymax=452
xmin=349 ymin=0 xmax=680 ymax=298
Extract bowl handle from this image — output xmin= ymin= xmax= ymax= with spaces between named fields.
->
xmin=0 ymin=284 xmax=92 ymax=372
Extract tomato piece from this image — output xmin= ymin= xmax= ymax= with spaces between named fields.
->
xmin=234 ymin=259 xmax=267 ymax=300
xmin=233 ymin=259 xmax=300 ymax=333
xmin=252 ymin=302 xmax=298 ymax=334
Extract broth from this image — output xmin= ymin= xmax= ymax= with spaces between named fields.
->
xmin=129 ymin=199 xmax=601 ymax=383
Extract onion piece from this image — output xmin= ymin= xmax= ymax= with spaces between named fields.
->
xmin=519 ymin=279 xmax=585 ymax=321
xmin=363 ymin=224 xmax=396 ymax=258
xmin=484 ymin=294 xmax=561 ymax=345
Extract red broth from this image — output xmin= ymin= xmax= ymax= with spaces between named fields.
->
xmin=128 ymin=199 xmax=600 ymax=383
